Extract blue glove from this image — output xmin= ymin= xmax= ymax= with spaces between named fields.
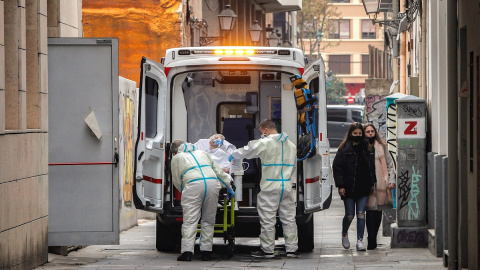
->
xmin=228 ymin=154 xmax=234 ymax=162
xmin=213 ymin=138 xmax=223 ymax=146
xmin=227 ymin=188 xmax=235 ymax=199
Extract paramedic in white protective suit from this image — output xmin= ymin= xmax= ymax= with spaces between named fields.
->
xmin=228 ymin=119 xmax=299 ymax=258
xmin=170 ymin=140 xmax=235 ymax=262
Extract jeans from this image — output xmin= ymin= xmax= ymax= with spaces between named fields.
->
xmin=342 ymin=196 xmax=368 ymax=240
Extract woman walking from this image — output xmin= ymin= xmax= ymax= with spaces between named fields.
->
xmin=332 ymin=122 xmax=376 ymax=251
xmin=364 ymin=124 xmax=395 ymax=250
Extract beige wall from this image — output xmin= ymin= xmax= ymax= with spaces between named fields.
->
xmin=303 ymin=1 xmax=384 ymax=84
xmin=0 ymin=0 xmax=81 ymax=269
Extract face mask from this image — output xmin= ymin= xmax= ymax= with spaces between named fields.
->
xmin=368 ymin=137 xmax=375 ymax=144
xmin=213 ymin=138 xmax=223 ymax=147
xmin=351 ymin=136 xmax=362 ymax=143
xmin=260 ymin=133 xmax=268 ymax=139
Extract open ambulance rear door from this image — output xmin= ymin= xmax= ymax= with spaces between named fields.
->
xmin=133 ymin=57 xmax=168 ymax=213
xmin=302 ymin=57 xmax=333 ymax=213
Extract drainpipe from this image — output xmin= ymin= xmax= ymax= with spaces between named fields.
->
xmin=446 ymin=0 xmax=458 ymax=269
xmin=399 ymin=0 xmax=406 ymax=94
xmin=420 ymin=0 xmax=427 ymax=98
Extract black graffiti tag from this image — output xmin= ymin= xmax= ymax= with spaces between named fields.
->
xmin=398 ymin=170 xmax=411 ymax=210
xmin=402 ymin=105 xmax=423 ymax=117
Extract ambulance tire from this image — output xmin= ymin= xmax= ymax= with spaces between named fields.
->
xmin=156 ymin=217 xmax=181 ymax=252
xmin=297 ymin=217 xmax=314 ymax=252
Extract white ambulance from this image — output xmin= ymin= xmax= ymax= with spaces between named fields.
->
xmin=133 ymin=46 xmax=333 ymax=252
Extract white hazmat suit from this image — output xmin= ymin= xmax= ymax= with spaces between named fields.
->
xmin=230 ymin=132 xmax=298 ymax=254
xmin=171 ymin=143 xmax=232 ymax=254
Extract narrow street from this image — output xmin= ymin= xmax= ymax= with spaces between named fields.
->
xmin=36 ymin=172 xmax=443 ymax=270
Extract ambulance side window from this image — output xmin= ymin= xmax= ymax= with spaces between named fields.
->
xmin=145 ymin=76 xmax=158 ymax=138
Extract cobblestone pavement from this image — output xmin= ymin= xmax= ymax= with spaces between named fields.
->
xmin=36 ymin=153 xmax=443 ymax=269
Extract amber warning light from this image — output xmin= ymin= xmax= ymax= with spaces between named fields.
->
xmin=184 ymin=49 xmax=278 ymax=55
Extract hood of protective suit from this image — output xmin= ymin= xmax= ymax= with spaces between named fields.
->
xmin=178 ymin=142 xmax=196 ymax=153
xmin=231 ymin=132 xmax=296 ymax=192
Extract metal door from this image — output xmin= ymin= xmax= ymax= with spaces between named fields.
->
xmin=48 ymin=38 xmax=119 ymax=245
xmin=302 ymin=58 xmax=333 ymax=212
xmin=133 ymin=57 xmax=167 ymax=213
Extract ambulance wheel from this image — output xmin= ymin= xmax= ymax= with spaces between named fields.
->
xmin=297 ymin=217 xmax=314 ymax=252
xmin=156 ymin=217 xmax=181 ymax=252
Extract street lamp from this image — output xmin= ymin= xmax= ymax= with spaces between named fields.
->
xmin=218 ymin=4 xmax=237 ymax=31
xmin=267 ymin=30 xmax=280 ymax=47
xmin=362 ymin=0 xmax=380 ymax=15
xmin=199 ymin=4 xmax=237 ymax=46
xmin=249 ymin=20 xmax=262 ymax=45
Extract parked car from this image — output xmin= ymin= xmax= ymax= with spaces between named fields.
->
xmin=327 ymin=105 xmax=365 ymax=148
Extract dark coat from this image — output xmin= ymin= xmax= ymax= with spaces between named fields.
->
xmin=332 ymin=140 xmax=376 ymax=199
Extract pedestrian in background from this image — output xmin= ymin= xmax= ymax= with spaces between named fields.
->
xmin=364 ymin=124 xmax=395 ymax=250
xmin=332 ymin=122 xmax=376 ymax=251
xmin=171 ymin=140 xmax=235 ymax=262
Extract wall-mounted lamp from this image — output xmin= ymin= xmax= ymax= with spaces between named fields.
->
xmin=249 ymin=20 xmax=262 ymax=45
xmin=361 ymin=0 xmax=418 ymax=33
xmin=267 ymin=30 xmax=281 ymax=47
xmin=199 ymin=4 xmax=237 ymax=46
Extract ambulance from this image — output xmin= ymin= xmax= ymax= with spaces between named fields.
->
xmin=133 ymin=46 xmax=333 ymax=252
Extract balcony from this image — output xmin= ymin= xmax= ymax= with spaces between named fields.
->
xmin=255 ymin=0 xmax=302 ymax=12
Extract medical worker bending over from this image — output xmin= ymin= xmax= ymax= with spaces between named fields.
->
xmin=171 ymin=140 xmax=235 ymax=262
xmin=229 ymin=119 xmax=299 ymax=258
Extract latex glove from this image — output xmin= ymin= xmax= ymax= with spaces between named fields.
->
xmin=213 ymin=138 xmax=223 ymax=146
xmin=227 ymin=188 xmax=235 ymax=199
xmin=228 ymin=154 xmax=234 ymax=162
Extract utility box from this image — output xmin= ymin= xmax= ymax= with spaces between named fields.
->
xmin=395 ymin=96 xmax=427 ymax=227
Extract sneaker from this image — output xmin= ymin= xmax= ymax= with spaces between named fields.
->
xmin=342 ymin=235 xmax=350 ymax=249
xmin=201 ymin=251 xmax=215 ymax=261
xmin=286 ymin=251 xmax=301 ymax=258
xmin=356 ymin=239 xmax=366 ymax=251
xmin=251 ymin=250 xmax=275 ymax=258
xmin=177 ymin=251 xmax=193 ymax=261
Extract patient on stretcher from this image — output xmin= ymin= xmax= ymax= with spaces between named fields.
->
xmin=194 ymin=134 xmax=236 ymax=173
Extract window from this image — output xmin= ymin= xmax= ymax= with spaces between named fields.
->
xmin=145 ymin=77 xmax=159 ymax=138
xmin=329 ymin=55 xmax=351 ymax=74
xmin=327 ymin=109 xmax=347 ymax=122
xmin=362 ymin=20 xmax=376 ymax=39
xmin=362 ymin=55 xmax=369 ymax=75
xmin=352 ymin=110 xmax=364 ymax=122
xmin=329 ymin=19 xmax=350 ymax=39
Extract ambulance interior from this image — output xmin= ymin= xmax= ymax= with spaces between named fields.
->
xmin=171 ymin=69 xmax=292 ymax=209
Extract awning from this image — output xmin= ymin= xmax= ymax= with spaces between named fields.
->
xmin=255 ymin=0 xmax=302 ymax=13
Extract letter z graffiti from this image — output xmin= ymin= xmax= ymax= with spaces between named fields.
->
xmin=404 ymin=121 xmax=417 ymax=135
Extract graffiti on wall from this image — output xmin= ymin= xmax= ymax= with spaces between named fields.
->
xmin=122 ymin=94 xmax=135 ymax=206
xmin=366 ymin=94 xmax=387 ymax=113
xmin=397 ymin=166 xmax=422 ymax=220
xmin=386 ymin=103 xmax=397 ymax=171
xmin=366 ymin=98 xmax=387 ymax=139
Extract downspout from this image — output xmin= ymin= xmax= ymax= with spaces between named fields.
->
xmin=399 ymin=0 xmax=407 ymax=94
xmin=446 ymin=0 xmax=458 ymax=269
xmin=420 ymin=0 xmax=427 ymax=98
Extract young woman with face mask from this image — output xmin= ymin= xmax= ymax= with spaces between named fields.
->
xmin=363 ymin=123 xmax=395 ymax=250
xmin=332 ymin=122 xmax=376 ymax=251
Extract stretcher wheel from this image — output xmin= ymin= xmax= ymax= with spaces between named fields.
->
xmin=227 ymin=237 xmax=235 ymax=258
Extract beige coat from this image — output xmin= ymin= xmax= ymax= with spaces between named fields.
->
xmin=366 ymin=140 xmax=395 ymax=210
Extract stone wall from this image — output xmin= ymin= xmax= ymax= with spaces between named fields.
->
xmin=82 ymin=0 xmax=182 ymax=85
xmin=0 ymin=0 xmax=81 ymax=268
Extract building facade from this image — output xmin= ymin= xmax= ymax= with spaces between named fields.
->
xmin=363 ymin=0 xmax=479 ymax=268
xmin=303 ymin=0 xmax=384 ymax=104
xmin=0 ymin=0 xmax=82 ymax=269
